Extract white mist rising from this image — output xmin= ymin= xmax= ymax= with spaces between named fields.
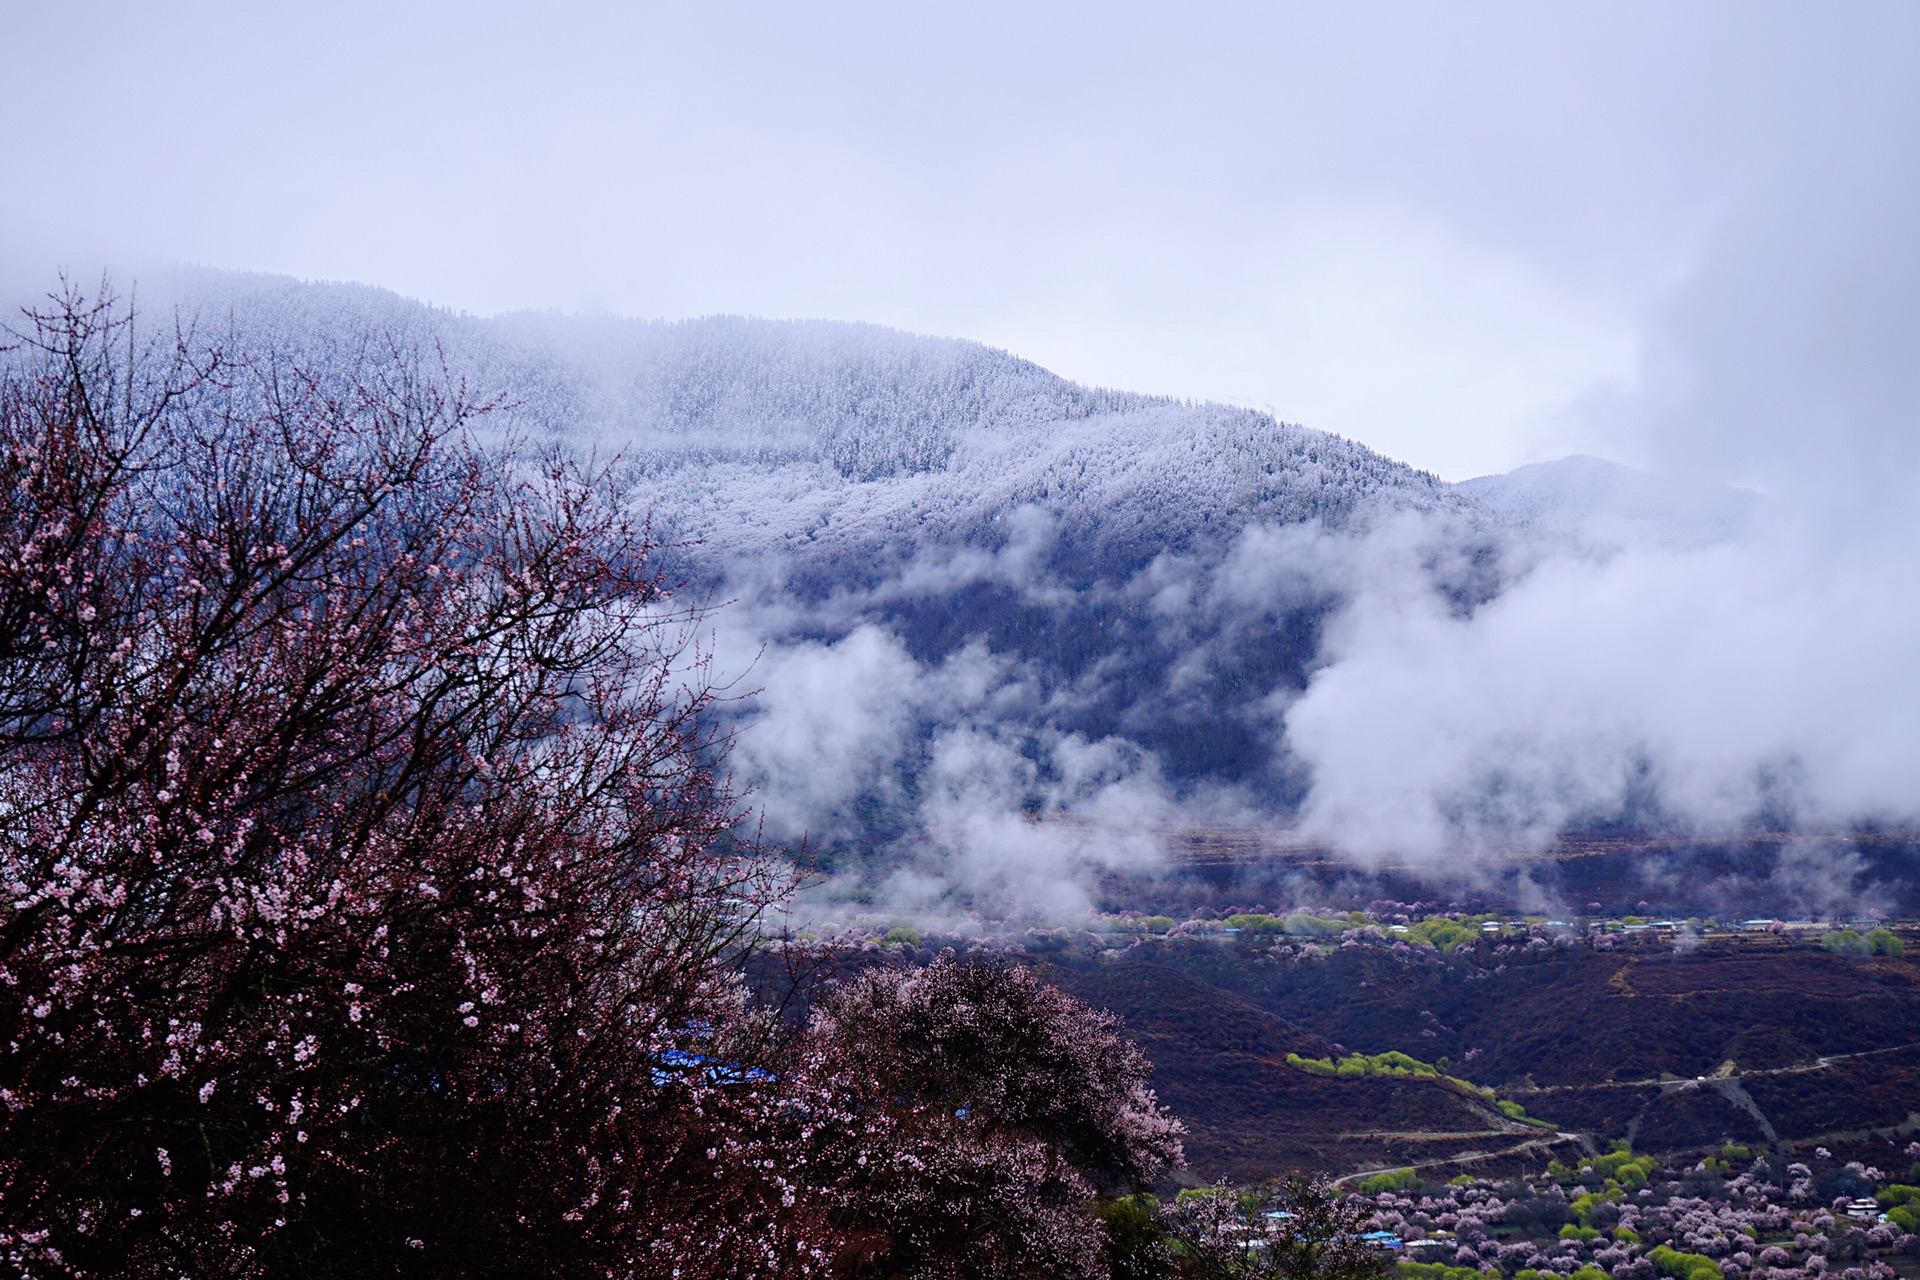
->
xmin=1280 ymin=492 xmax=1920 ymax=869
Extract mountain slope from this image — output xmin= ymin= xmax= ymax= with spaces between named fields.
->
xmin=146 ymin=271 xmax=1472 ymax=579
xmin=51 ymin=270 xmax=1509 ymax=900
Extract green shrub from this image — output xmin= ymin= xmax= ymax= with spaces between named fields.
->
xmin=1496 ymin=1099 xmax=1548 ymax=1125
xmin=1591 ymin=1148 xmax=1655 ymax=1189
xmin=1302 ymin=1048 xmax=1454 ymax=1081
xmin=1282 ymin=913 xmax=1348 ymax=938
xmin=1407 ymin=919 xmax=1476 ymax=952
xmin=1823 ymin=929 xmax=1870 ymax=955
xmin=1569 ymin=1191 xmax=1615 ymax=1225
xmin=883 ymin=926 xmax=922 ymax=948
xmin=1360 ymin=1168 xmax=1421 ymax=1194
xmin=1650 ymin=1244 xmax=1723 ymax=1280
xmin=1867 ymin=928 xmax=1905 ymax=956
xmin=1559 ymin=1225 xmax=1600 ymax=1241
xmin=1398 ymin=1262 xmax=1484 ymax=1280
xmin=1091 ymin=1194 xmax=1167 ymax=1279
xmin=1287 ymin=1047 xmax=1540 ymax=1135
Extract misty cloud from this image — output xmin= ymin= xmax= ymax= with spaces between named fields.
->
xmin=1281 ymin=496 xmax=1920 ymax=866
xmin=728 ymin=463 xmax=1920 ymax=916
xmin=724 ymin=594 xmax=1181 ymax=918
xmin=891 ymin=725 xmax=1170 ymax=919
xmin=729 ymin=626 xmax=922 ymax=840
xmin=15 ymin=270 xmax=1915 ymax=921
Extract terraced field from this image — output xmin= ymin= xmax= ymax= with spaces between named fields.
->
xmin=1033 ymin=924 xmax=1920 ymax=1185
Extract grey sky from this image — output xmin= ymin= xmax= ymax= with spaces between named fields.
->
xmin=4 ymin=2 xmax=1917 ymax=482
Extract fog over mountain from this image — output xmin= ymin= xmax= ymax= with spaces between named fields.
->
xmin=1458 ymin=456 xmax=1762 ymax=551
xmin=21 ymin=270 xmax=1920 ymax=913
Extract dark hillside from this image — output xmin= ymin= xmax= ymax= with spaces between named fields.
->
xmin=1036 ymin=930 xmax=1920 ymax=1179
xmin=1034 ymin=959 xmax=1572 ymax=1182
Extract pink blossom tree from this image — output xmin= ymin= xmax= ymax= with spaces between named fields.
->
xmin=809 ymin=952 xmax=1187 ymax=1279
xmin=0 ymin=288 xmax=831 ymax=1277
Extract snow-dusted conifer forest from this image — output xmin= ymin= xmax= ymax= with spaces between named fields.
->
xmin=106 ymin=270 xmax=1504 ymax=903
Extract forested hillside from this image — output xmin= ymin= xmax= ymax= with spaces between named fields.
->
xmin=124 ymin=270 xmax=1505 ymax=899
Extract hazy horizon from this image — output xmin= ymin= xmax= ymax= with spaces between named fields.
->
xmin=5 ymin=3 xmax=1919 ymax=492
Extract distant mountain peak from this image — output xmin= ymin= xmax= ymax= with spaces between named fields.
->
xmin=1456 ymin=454 xmax=1762 ymax=549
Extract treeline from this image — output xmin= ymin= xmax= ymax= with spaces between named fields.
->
xmin=1823 ymin=928 xmax=1905 ymax=956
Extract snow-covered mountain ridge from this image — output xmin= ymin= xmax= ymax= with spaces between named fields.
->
xmin=43 ymin=269 xmax=1822 ymax=909
xmin=93 ymin=272 xmax=1500 ymax=892
xmin=140 ymin=272 xmax=1475 ymax=586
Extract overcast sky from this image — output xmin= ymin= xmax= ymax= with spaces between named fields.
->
xmin=4 ymin=2 xmax=1918 ymax=483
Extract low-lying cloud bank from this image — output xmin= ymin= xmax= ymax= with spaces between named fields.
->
xmin=724 ymin=122 xmax=1920 ymax=917
xmin=1286 ymin=500 xmax=1920 ymax=863
xmin=714 ymin=475 xmax=1920 ymax=917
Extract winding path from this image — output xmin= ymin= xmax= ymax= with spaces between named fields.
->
xmin=1330 ymin=1132 xmax=1585 ymax=1188
xmin=1509 ymin=1041 xmax=1920 ymax=1095
xmin=1332 ymin=1041 xmax=1920 ymax=1179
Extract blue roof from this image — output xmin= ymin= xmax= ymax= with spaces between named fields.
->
xmin=651 ymin=1049 xmax=775 ymax=1086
